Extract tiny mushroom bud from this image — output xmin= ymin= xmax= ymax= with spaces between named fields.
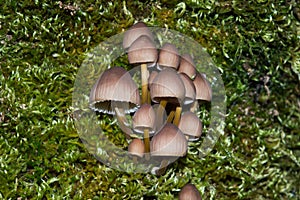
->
xmin=179 ymin=183 xmax=202 ymax=200
xmin=128 ymin=138 xmax=145 ymax=163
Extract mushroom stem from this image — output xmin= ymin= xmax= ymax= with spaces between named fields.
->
xmin=132 ymin=156 xmax=138 ymax=164
xmin=173 ymin=106 xmax=182 ymax=126
xmin=156 ymin=100 xmax=168 ymax=128
xmin=156 ymin=160 xmax=169 ymax=175
xmin=114 ymin=107 xmax=132 ymax=139
xmin=141 ymin=64 xmax=149 ymax=104
xmin=144 ymin=128 xmax=150 ymax=160
xmin=167 ymin=111 xmax=175 ymax=123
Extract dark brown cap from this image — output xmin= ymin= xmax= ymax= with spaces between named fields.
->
xmin=157 ymin=43 xmax=180 ymax=70
xmin=178 ymin=111 xmax=202 ymax=141
xmin=178 ymin=54 xmax=197 ymax=79
xmin=132 ymin=104 xmax=156 ymax=135
xmin=193 ymin=72 xmax=212 ymax=102
xmin=179 ymin=183 xmax=202 ymax=200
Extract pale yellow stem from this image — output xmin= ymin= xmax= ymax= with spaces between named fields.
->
xmin=167 ymin=111 xmax=175 ymax=123
xmin=141 ymin=64 xmax=149 ymax=104
xmin=173 ymin=106 xmax=182 ymax=126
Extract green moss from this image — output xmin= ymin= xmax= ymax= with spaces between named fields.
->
xmin=0 ymin=0 xmax=299 ymax=199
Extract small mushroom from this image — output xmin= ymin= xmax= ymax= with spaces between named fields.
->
xmin=150 ymin=123 xmax=187 ymax=175
xmin=132 ymin=103 xmax=156 ymax=159
xmin=89 ymin=67 xmax=140 ymax=137
xmin=179 ymin=73 xmax=196 ymax=106
xmin=179 ymin=183 xmax=202 ymax=200
xmin=157 ymin=43 xmax=180 ymax=71
xmin=127 ymin=35 xmax=158 ymax=104
xmin=178 ymin=111 xmax=202 ymax=141
xmin=128 ymin=138 xmax=145 ymax=163
xmin=178 ymin=54 xmax=197 ymax=79
xmin=150 ymin=68 xmax=185 ymax=126
xmin=191 ymin=72 xmax=212 ymax=112
xmin=123 ymin=22 xmax=154 ymax=50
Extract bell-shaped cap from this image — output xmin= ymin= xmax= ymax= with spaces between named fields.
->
xmin=128 ymin=138 xmax=145 ymax=158
xmin=132 ymin=104 xmax=156 ymax=135
xmin=157 ymin=43 xmax=180 ymax=70
xmin=148 ymin=70 xmax=158 ymax=89
xmin=193 ymin=72 xmax=212 ymax=102
xmin=178 ymin=54 xmax=197 ymax=79
xmin=150 ymin=68 xmax=185 ymax=106
xmin=150 ymin=123 xmax=187 ymax=157
xmin=178 ymin=111 xmax=202 ymax=141
xmin=179 ymin=73 xmax=196 ymax=105
xmin=179 ymin=183 xmax=202 ymax=200
xmin=123 ymin=22 xmax=154 ymax=50
xmin=127 ymin=35 xmax=158 ymax=65
xmin=89 ymin=66 xmax=140 ymax=114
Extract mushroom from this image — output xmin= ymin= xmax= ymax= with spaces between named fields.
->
xmin=157 ymin=43 xmax=180 ymax=71
xmin=178 ymin=54 xmax=197 ymax=79
xmin=150 ymin=68 xmax=185 ymax=127
xmin=179 ymin=183 xmax=202 ymax=200
xmin=128 ymin=138 xmax=145 ymax=163
xmin=127 ymin=35 xmax=158 ymax=104
xmin=89 ymin=66 xmax=140 ymax=137
xmin=178 ymin=111 xmax=202 ymax=141
xmin=150 ymin=123 xmax=187 ymax=175
xmin=123 ymin=22 xmax=154 ymax=50
xmin=179 ymin=73 xmax=196 ymax=106
xmin=191 ymin=72 xmax=212 ymax=112
xmin=132 ymin=103 xmax=156 ymax=159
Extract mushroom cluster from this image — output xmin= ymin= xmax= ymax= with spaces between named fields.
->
xmin=89 ymin=22 xmax=212 ymax=175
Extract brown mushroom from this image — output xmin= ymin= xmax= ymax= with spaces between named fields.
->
xmin=179 ymin=183 xmax=202 ymax=200
xmin=178 ymin=111 xmax=202 ymax=141
xmin=128 ymin=138 xmax=145 ymax=163
xmin=127 ymin=35 xmax=158 ymax=104
xmin=150 ymin=123 xmax=187 ymax=175
xmin=191 ymin=72 xmax=212 ymax=112
xmin=150 ymin=68 xmax=185 ymax=126
xmin=123 ymin=22 xmax=154 ymax=50
xmin=178 ymin=54 xmax=197 ymax=79
xmin=132 ymin=103 xmax=156 ymax=159
xmin=157 ymin=43 xmax=180 ymax=70
xmin=179 ymin=73 xmax=196 ymax=106
xmin=89 ymin=66 xmax=140 ymax=137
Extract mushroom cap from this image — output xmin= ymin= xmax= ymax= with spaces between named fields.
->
xmin=123 ymin=22 xmax=154 ymax=50
xmin=178 ymin=111 xmax=202 ymax=141
xmin=179 ymin=73 xmax=196 ymax=105
xmin=157 ymin=43 xmax=180 ymax=70
xmin=132 ymin=104 xmax=156 ymax=135
xmin=89 ymin=66 xmax=140 ymax=114
xmin=193 ymin=72 xmax=212 ymax=102
xmin=128 ymin=138 xmax=145 ymax=158
xmin=179 ymin=183 xmax=202 ymax=200
xmin=150 ymin=68 xmax=185 ymax=105
xmin=178 ymin=54 xmax=197 ymax=79
xmin=127 ymin=35 xmax=158 ymax=65
xmin=150 ymin=123 xmax=187 ymax=157
xmin=148 ymin=70 xmax=158 ymax=89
